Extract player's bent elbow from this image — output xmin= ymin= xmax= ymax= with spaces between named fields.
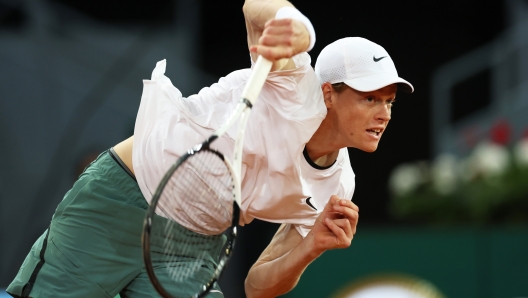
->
xmin=244 ymin=274 xmax=270 ymax=298
xmin=242 ymin=1 xmax=258 ymax=20
xmin=244 ymin=279 xmax=256 ymax=298
xmin=244 ymin=274 xmax=299 ymax=298
xmin=244 ymin=277 xmax=265 ymax=298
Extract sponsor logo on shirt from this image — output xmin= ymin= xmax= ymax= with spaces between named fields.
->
xmin=305 ymin=197 xmax=317 ymax=210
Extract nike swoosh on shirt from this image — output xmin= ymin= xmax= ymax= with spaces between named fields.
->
xmin=373 ymin=56 xmax=387 ymax=62
xmin=306 ymin=197 xmax=317 ymax=210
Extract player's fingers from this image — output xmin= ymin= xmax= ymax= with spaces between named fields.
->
xmin=335 ymin=198 xmax=359 ymax=212
xmin=263 ymin=21 xmax=295 ymax=35
xmin=329 ymin=218 xmax=354 ymax=239
xmin=332 ymin=204 xmax=359 ymax=223
xmin=261 ymin=19 xmax=308 ymax=50
xmin=324 ymin=218 xmax=352 ymax=247
xmin=321 ymin=196 xmax=345 ymax=217
xmin=264 ymin=18 xmax=294 ymax=29
xmin=331 ymin=195 xmax=345 ymax=204
xmin=250 ymin=45 xmax=294 ymax=61
xmin=259 ymin=33 xmax=293 ymax=48
xmin=323 ymin=195 xmax=341 ymax=211
xmin=328 ymin=195 xmax=357 ymax=210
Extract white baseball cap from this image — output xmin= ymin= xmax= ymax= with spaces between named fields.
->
xmin=314 ymin=37 xmax=414 ymax=93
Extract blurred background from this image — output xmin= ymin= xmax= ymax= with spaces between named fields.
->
xmin=1 ymin=0 xmax=527 ymax=297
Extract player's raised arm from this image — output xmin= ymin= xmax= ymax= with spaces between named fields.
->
xmin=245 ymin=195 xmax=359 ymax=298
xmin=243 ymin=0 xmax=315 ymax=71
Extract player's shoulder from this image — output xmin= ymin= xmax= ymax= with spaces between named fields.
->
xmin=217 ymin=68 xmax=252 ymax=89
xmin=292 ymin=52 xmax=312 ymax=69
xmin=268 ymin=52 xmax=313 ymax=76
xmin=195 ymin=68 xmax=251 ymax=99
xmin=220 ymin=52 xmax=313 ymax=84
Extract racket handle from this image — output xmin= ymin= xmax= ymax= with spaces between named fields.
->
xmin=241 ymin=56 xmax=273 ymax=105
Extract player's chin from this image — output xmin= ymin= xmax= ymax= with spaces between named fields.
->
xmin=359 ymin=141 xmax=379 ymax=153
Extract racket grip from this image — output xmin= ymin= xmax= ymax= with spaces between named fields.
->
xmin=241 ymin=56 xmax=273 ymax=105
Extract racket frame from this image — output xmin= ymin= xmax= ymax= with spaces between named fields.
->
xmin=142 ymin=56 xmax=272 ymax=298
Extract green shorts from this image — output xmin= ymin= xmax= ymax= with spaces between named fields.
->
xmin=7 ymin=150 xmax=226 ymax=298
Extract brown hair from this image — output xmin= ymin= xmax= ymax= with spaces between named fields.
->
xmin=331 ymin=82 xmax=348 ymax=93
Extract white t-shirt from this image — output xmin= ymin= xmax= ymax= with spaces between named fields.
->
xmin=133 ymin=53 xmax=355 ymax=237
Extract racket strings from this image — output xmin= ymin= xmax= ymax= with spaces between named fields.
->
xmin=158 ymin=153 xmax=233 ymax=228
xmin=153 ymin=149 xmax=235 ymax=289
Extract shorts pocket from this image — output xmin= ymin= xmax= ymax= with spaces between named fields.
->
xmin=49 ymin=238 xmax=81 ymax=271
xmin=48 ymin=238 xmax=113 ymax=298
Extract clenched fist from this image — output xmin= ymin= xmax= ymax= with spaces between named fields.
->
xmin=309 ymin=195 xmax=359 ymax=256
xmin=249 ymin=18 xmax=310 ymax=61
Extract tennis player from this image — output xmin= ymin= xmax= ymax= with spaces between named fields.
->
xmin=7 ymin=0 xmax=413 ymax=297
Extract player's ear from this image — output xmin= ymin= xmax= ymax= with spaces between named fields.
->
xmin=321 ymin=82 xmax=334 ymax=109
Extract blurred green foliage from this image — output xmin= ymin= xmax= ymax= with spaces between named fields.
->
xmin=390 ymin=147 xmax=528 ymax=225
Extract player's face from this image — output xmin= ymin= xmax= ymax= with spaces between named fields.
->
xmin=330 ymin=84 xmax=397 ymax=152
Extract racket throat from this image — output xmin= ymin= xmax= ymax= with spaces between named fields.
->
xmin=202 ymin=135 xmax=218 ymax=149
xmin=240 ymin=97 xmax=253 ymax=109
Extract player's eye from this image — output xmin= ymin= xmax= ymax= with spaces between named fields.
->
xmin=365 ymin=97 xmax=374 ymax=102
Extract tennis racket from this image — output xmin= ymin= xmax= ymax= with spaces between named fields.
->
xmin=142 ymin=56 xmax=273 ymax=298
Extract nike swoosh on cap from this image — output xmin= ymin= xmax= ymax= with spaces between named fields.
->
xmin=373 ymin=56 xmax=387 ymax=62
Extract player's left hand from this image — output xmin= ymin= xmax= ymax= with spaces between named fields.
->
xmin=309 ymin=195 xmax=359 ymax=256
xmin=249 ymin=18 xmax=310 ymax=61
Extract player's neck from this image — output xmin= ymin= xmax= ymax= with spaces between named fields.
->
xmin=306 ymin=116 xmax=345 ymax=164
xmin=305 ymin=135 xmax=340 ymax=167
xmin=316 ymin=151 xmax=339 ymax=167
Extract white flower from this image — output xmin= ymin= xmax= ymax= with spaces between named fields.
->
xmin=513 ymin=138 xmax=528 ymax=167
xmin=431 ymin=153 xmax=458 ymax=195
xmin=389 ymin=162 xmax=427 ymax=197
xmin=470 ymin=141 xmax=510 ymax=178
xmin=457 ymin=157 xmax=477 ymax=182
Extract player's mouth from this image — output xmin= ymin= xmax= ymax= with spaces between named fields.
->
xmin=366 ymin=128 xmax=384 ymax=138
